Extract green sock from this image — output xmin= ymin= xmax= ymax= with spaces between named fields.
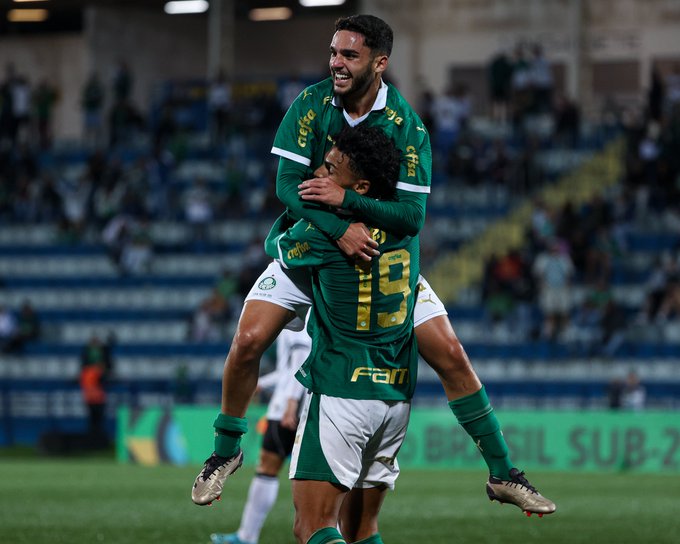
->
xmin=448 ymin=386 xmax=513 ymax=480
xmin=307 ymin=527 xmax=346 ymax=544
xmin=213 ymin=413 xmax=248 ymax=458
xmin=352 ymin=534 xmax=384 ymax=544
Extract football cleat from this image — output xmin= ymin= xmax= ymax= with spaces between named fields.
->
xmin=209 ymin=532 xmax=254 ymax=544
xmin=192 ymin=450 xmax=244 ymax=506
xmin=486 ymin=468 xmax=556 ymax=516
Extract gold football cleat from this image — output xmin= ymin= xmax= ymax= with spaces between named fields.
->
xmin=191 ymin=450 xmax=244 ymax=506
xmin=486 ymin=468 xmax=556 ymax=517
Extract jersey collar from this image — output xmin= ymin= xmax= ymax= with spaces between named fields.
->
xmin=332 ymin=80 xmax=388 ymax=127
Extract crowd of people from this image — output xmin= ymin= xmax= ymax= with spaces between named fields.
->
xmin=1 ymin=40 xmax=678 ymax=366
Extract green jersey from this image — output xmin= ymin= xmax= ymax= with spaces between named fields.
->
xmin=268 ymin=78 xmax=432 ymax=243
xmin=266 ymin=215 xmax=420 ymax=401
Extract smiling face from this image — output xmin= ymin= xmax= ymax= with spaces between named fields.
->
xmin=329 ymin=30 xmax=386 ymax=100
xmin=313 ymin=146 xmax=369 ymax=195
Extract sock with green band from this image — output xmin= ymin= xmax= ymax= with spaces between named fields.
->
xmin=352 ymin=533 xmax=384 ymax=544
xmin=448 ymin=386 xmax=513 ymax=480
xmin=306 ymin=527 xmax=346 ymax=544
xmin=213 ymin=413 xmax=248 ymax=458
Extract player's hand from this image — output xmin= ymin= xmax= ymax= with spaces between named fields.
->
xmin=298 ymin=177 xmax=346 ymax=208
xmin=281 ymin=399 xmax=299 ymax=430
xmin=337 ymin=222 xmax=379 ymax=262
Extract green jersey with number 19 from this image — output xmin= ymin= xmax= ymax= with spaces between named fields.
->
xmin=266 ymin=215 xmax=419 ymax=401
xmin=268 ymin=78 xmax=432 ymax=243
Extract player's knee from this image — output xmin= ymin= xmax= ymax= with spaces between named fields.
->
xmin=230 ymin=327 xmax=269 ymax=361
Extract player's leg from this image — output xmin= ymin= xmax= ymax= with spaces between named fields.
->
xmin=290 ymin=393 xmax=397 ymax=544
xmin=211 ymin=420 xmax=296 ymax=544
xmin=414 ymin=276 xmax=556 ymax=515
xmin=338 ymin=487 xmax=386 ymax=544
xmin=292 ymin=480 xmax=347 ymax=544
xmin=193 ymin=262 xmax=311 ymax=506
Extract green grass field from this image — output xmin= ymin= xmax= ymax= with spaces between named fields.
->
xmin=1 ymin=455 xmax=679 ymax=544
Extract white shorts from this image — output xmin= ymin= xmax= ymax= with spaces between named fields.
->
xmin=245 ymin=261 xmax=448 ymax=331
xmin=289 ymin=392 xmax=411 ymax=490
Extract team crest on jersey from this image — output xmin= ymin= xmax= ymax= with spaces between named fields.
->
xmin=258 ymin=277 xmax=277 ymax=290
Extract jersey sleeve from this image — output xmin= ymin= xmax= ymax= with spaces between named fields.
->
xmin=268 ymin=220 xmax=329 ymax=269
xmin=339 ymin=116 xmax=432 ymax=237
xmin=271 ymin=87 xmax=351 ymax=240
xmin=276 ymin=158 xmax=350 ymax=240
xmin=341 ymin=190 xmax=427 ymax=237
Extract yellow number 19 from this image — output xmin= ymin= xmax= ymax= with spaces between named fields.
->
xmin=355 ymin=249 xmax=411 ymax=331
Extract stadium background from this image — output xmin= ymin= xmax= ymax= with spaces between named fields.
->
xmin=1 ymin=1 xmax=679 ymax=543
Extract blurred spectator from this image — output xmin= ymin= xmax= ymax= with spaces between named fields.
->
xmin=81 ymin=72 xmax=105 ymax=147
xmin=510 ymin=43 xmax=532 ymax=128
xmin=108 ymin=98 xmax=144 ymax=148
xmin=11 ymin=73 xmax=32 ymax=146
xmin=189 ymin=288 xmax=230 ymax=342
xmin=528 ymin=44 xmax=553 ymax=114
xmin=432 ymin=83 xmax=471 ymax=161
xmin=33 ymin=79 xmax=58 ymax=149
xmin=0 ymin=304 xmax=19 ymax=353
xmin=648 ymin=66 xmax=665 ymax=123
xmin=112 ymin=60 xmax=133 ymax=103
xmin=553 ymin=94 xmax=581 ymax=148
xmin=488 ymin=49 xmax=513 ymax=124
xmin=0 ymin=63 xmax=17 ymax=145
xmin=607 ymin=378 xmax=624 ymax=409
xmin=664 ymin=63 xmax=680 ymax=114
xmin=600 ymin=298 xmax=628 ymax=357
xmin=119 ymin=216 xmax=154 ymax=275
xmin=621 ymin=370 xmax=646 ymax=411
xmin=15 ymin=300 xmax=40 ymax=346
xmin=656 ymin=273 xmax=680 ymax=323
xmin=485 ymin=138 xmax=513 ymax=187
xmin=93 ymin=177 xmax=126 ymax=229
xmin=637 ymin=254 xmax=678 ymax=324
xmin=183 ymin=178 xmax=214 ymax=246
xmin=446 ymin=129 xmax=486 ymax=185
xmin=56 ymin=175 xmax=93 ymax=241
xmin=568 ymin=281 xmax=625 ymax=357
xmin=102 ymin=213 xmax=154 ymax=275
xmin=208 ymin=70 xmax=232 ymax=145
xmin=79 ymin=334 xmax=111 ymax=444
xmin=532 ymin=238 xmax=575 ymax=341
xmin=153 ymin=104 xmax=178 ymax=151
xmin=584 ymin=225 xmax=621 ymax=285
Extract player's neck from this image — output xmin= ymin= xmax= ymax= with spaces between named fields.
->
xmin=343 ymin=79 xmax=382 ymax=119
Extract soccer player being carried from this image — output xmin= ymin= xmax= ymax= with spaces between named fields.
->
xmin=277 ymin=123 xmax=418 ymax=544
xmin=192 ymin=13 xmax=555 ymax=522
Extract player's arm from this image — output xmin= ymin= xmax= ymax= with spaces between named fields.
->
xmin=267 ymin=219 xmax=328 ymax=270
xmin=276 ymin=159 xmax=378 ymax=260
xmin=271 ymin=89 xmax=377 ymax=261
xmin=299 ymin=123 xmax=432 ymax=237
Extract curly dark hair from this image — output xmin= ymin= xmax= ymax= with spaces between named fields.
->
xmin=333 ymin=125 xmax=399 ymax=201
xmin=334 ymin=15 xmax=393 ymax=57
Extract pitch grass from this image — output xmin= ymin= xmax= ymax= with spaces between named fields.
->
xmin=0 ymin=455 xmax=679 ymax=544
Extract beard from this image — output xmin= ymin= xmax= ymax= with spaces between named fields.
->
xmin=333 ymin=63 xmax=376 ymax=100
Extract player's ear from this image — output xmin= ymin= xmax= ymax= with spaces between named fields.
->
xmin=355 ymin=179 xmax=370 ymax=195
xmin=374 ymin=54 xmax=388 ymax=75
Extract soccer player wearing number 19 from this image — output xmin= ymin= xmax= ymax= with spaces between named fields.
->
xmin=272 ymin=124 xmax=417 ymax=544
